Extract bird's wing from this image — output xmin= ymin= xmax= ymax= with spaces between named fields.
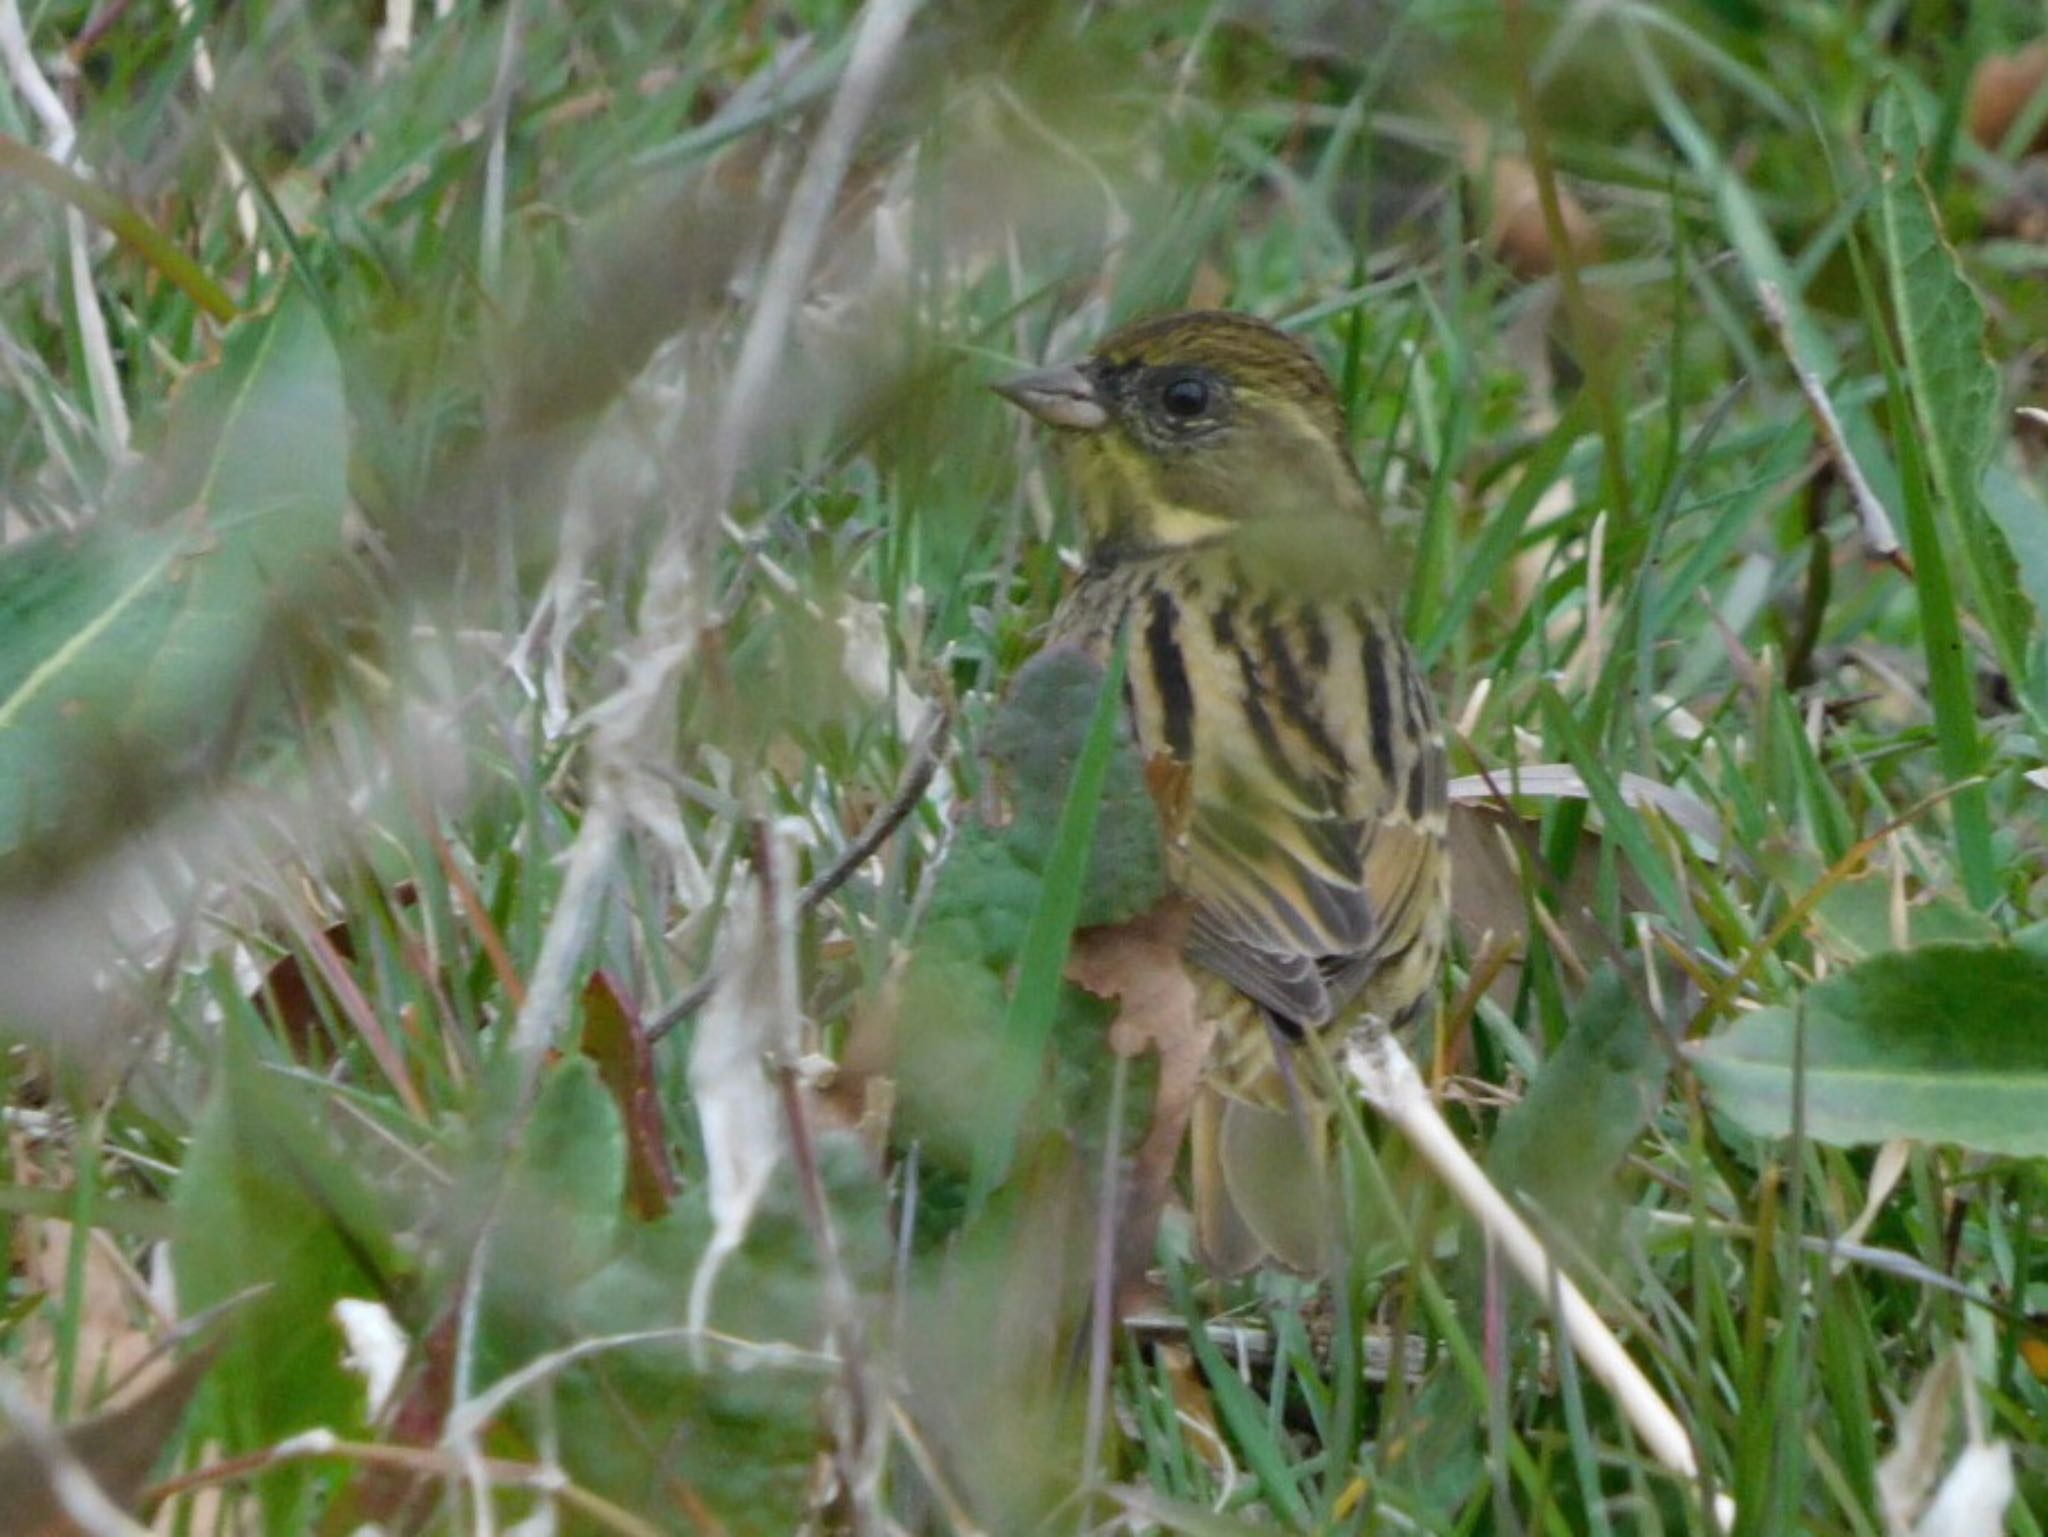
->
xmin=1128 ymin=577 xmax=1447 ymax=1030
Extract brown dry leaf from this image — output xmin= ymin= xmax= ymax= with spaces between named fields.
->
xmin=1967 ymin=41 xmax=2048 ymax=155
xmin=1142 ymin=754 xmax=1194 ymax=845
xmin=1446 ymin=801 xmax=1656 ymax=1008
xmin=0 ymin=1346 xmax=216 ymax=1537
xmin=13 ymin=1216 xmax=157 ymax=1412
xmin=581 ymin=971 xmax=680 ymax=1221
xmin=1064 ymin=898 xmax=1214 ymax=1300
xmin=1480 ymin=153 xmax=1604 ymax=281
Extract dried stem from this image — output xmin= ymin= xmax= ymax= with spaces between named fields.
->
xmin=506 ymin=0 xmax=921 ymax=1093
xmin=1344 ymin=1029 xmax=1736 ymax=1533
xmin=1759 ymin=279 xmax=1906 ymax=569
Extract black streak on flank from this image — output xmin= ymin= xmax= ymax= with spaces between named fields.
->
xmin=1361 ymin=621 xmax=1398 ymax=787
xmin=1147 ymin=588 xmax=1196 ymax=759
xmin=1210 ymin=596 xmax=1237 ymax=649
xmin=1261 ymin=610 xmax=1348 ymax=777
xmin=1231 ymin=640 xmax=1323 ymax=804
xmin=1299 ymin=602 xmax=1331 ymax=670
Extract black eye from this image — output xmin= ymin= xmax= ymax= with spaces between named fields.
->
xmin=1160 ymin=374 xmax=1211 ymax=419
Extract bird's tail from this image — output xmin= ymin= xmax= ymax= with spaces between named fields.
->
xmin=1189 ymin=1075 xmax=1333 ymax=1275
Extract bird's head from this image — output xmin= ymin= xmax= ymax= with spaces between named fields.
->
xmin=995 ymin=310 xmax=1375 ymax=559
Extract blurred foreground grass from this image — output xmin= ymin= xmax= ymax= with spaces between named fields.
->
xmin=8 ymin=1 xmax=2048 ymax=1531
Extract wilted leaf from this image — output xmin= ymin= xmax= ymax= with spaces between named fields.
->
xmin=1065 ymin=898 xmax=1213 ymax=1293
xmin=1444 ymin=800 xmax=1656 ymax=1004
xmin=1878 ymin=1347 xmax=2014 ymax=1537
xmin=1448 ymin=765 xmax=1724 ymax=860
xmin=688 ymin=839 xmax=798 ymax=1343
xmin=1692 ymin=943 xmax=2048 ymax=1153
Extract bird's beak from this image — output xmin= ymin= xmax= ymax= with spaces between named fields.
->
xmin=992 ymin=362 xmax=1108 ymax=431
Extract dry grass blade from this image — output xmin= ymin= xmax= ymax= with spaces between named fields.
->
xmin=1344 ymin=1028 xmax=1735 ymax=1532
xmin=1758 ymin=280 xmax=1906 ymax=569
xmin=686 ymin=827 xmax=800 ymax=1350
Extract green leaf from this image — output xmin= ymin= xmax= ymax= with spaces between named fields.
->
xmin=173 ymin=1030 xmax=398 ymax=1516
xmin=1981 ymin=463 xmax=2048 ymax=637
xmin=972 ymin=641 xmax=1141 ymax=1201
xmin=560 ymin=1136 xmax=888 ymax=1529
xmin=490 ymin=1056 xmax=627 ymax=1313
xmin=1872 ymin=85 xmax=2001 ymax=908
xmin=1488 ymin=969 xmax=1666 ymax=1227
xmin=986 ymin=643 xmax=1167 ymax=929
xmin=1874 ymin=91 xmax=1998 ymax=546
xmin=0 ymin=293 xmax=348 ymax=852
xmin=1691 ymin=943 xmax=2048 ymax=1153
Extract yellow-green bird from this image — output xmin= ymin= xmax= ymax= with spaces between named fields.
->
xmin=997 ymin=310 xmax=1451 ymax=1274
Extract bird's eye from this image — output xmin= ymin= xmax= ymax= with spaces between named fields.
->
xmin=1160 ymin=375 xmax=1211 ymax=420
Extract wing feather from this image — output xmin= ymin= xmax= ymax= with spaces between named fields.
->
xmin=1122 ymin=569 xmax=1446 ymax=1032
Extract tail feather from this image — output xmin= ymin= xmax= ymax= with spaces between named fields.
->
xmin=1190 ymin=1083 xmax=1332 ymax=1275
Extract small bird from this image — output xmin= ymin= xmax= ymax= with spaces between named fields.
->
xmin=996 ymin=310 xmax=1451 ymax=1273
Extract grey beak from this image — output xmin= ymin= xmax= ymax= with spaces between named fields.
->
xmin=992 ymin=362 xmax=1108 ymax=431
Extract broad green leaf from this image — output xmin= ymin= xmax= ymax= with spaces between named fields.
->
xmin=1874 ymin=86 xmax=2027 ymax=666
xmin=972 ymin=641 xmax=1143 ymax=1200
xmin=1488 ymin=969 xmax=1666 ymax=1227
xmin=485 ymin=1056 xmax=627 ymax=1327
xmin=1692 ymin=943 xmax=2048 ymax=1153
xmin=1875 ymin=91 xmax=1998 ymax=540
xmin=560 ymin=1135 xmax=888 ymax=1529
xmin=173 ymin=1029 xmax=399 ymax=1519
xmin=1980 ymin=463 xmax=2048 ymax=635
xmin=1871 ymin=86 xmax=2000 ymax=909
xmin=0 ymin=293 xmax=348 ymax=852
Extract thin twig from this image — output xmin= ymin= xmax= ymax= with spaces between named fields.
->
xmin=478 ymin=0 xmax=524 ymax=293
xmin=713 ymin=0 xmax=923 ymax=505
xmin=648 ymin=698 xmax=949 ymax=1043
xmin=1080 ymin=1052 xmax=1128 ymax=1502
xmin=1759 ymin=280 xmax=1907 ymax=570
xmin=375 ymin=0 xmax=414 ymax=71
xmin=145 ymin=1430 xmax=671 ymax=1537
xmin=776 ymin=1058 xmax=884 ymax=1533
